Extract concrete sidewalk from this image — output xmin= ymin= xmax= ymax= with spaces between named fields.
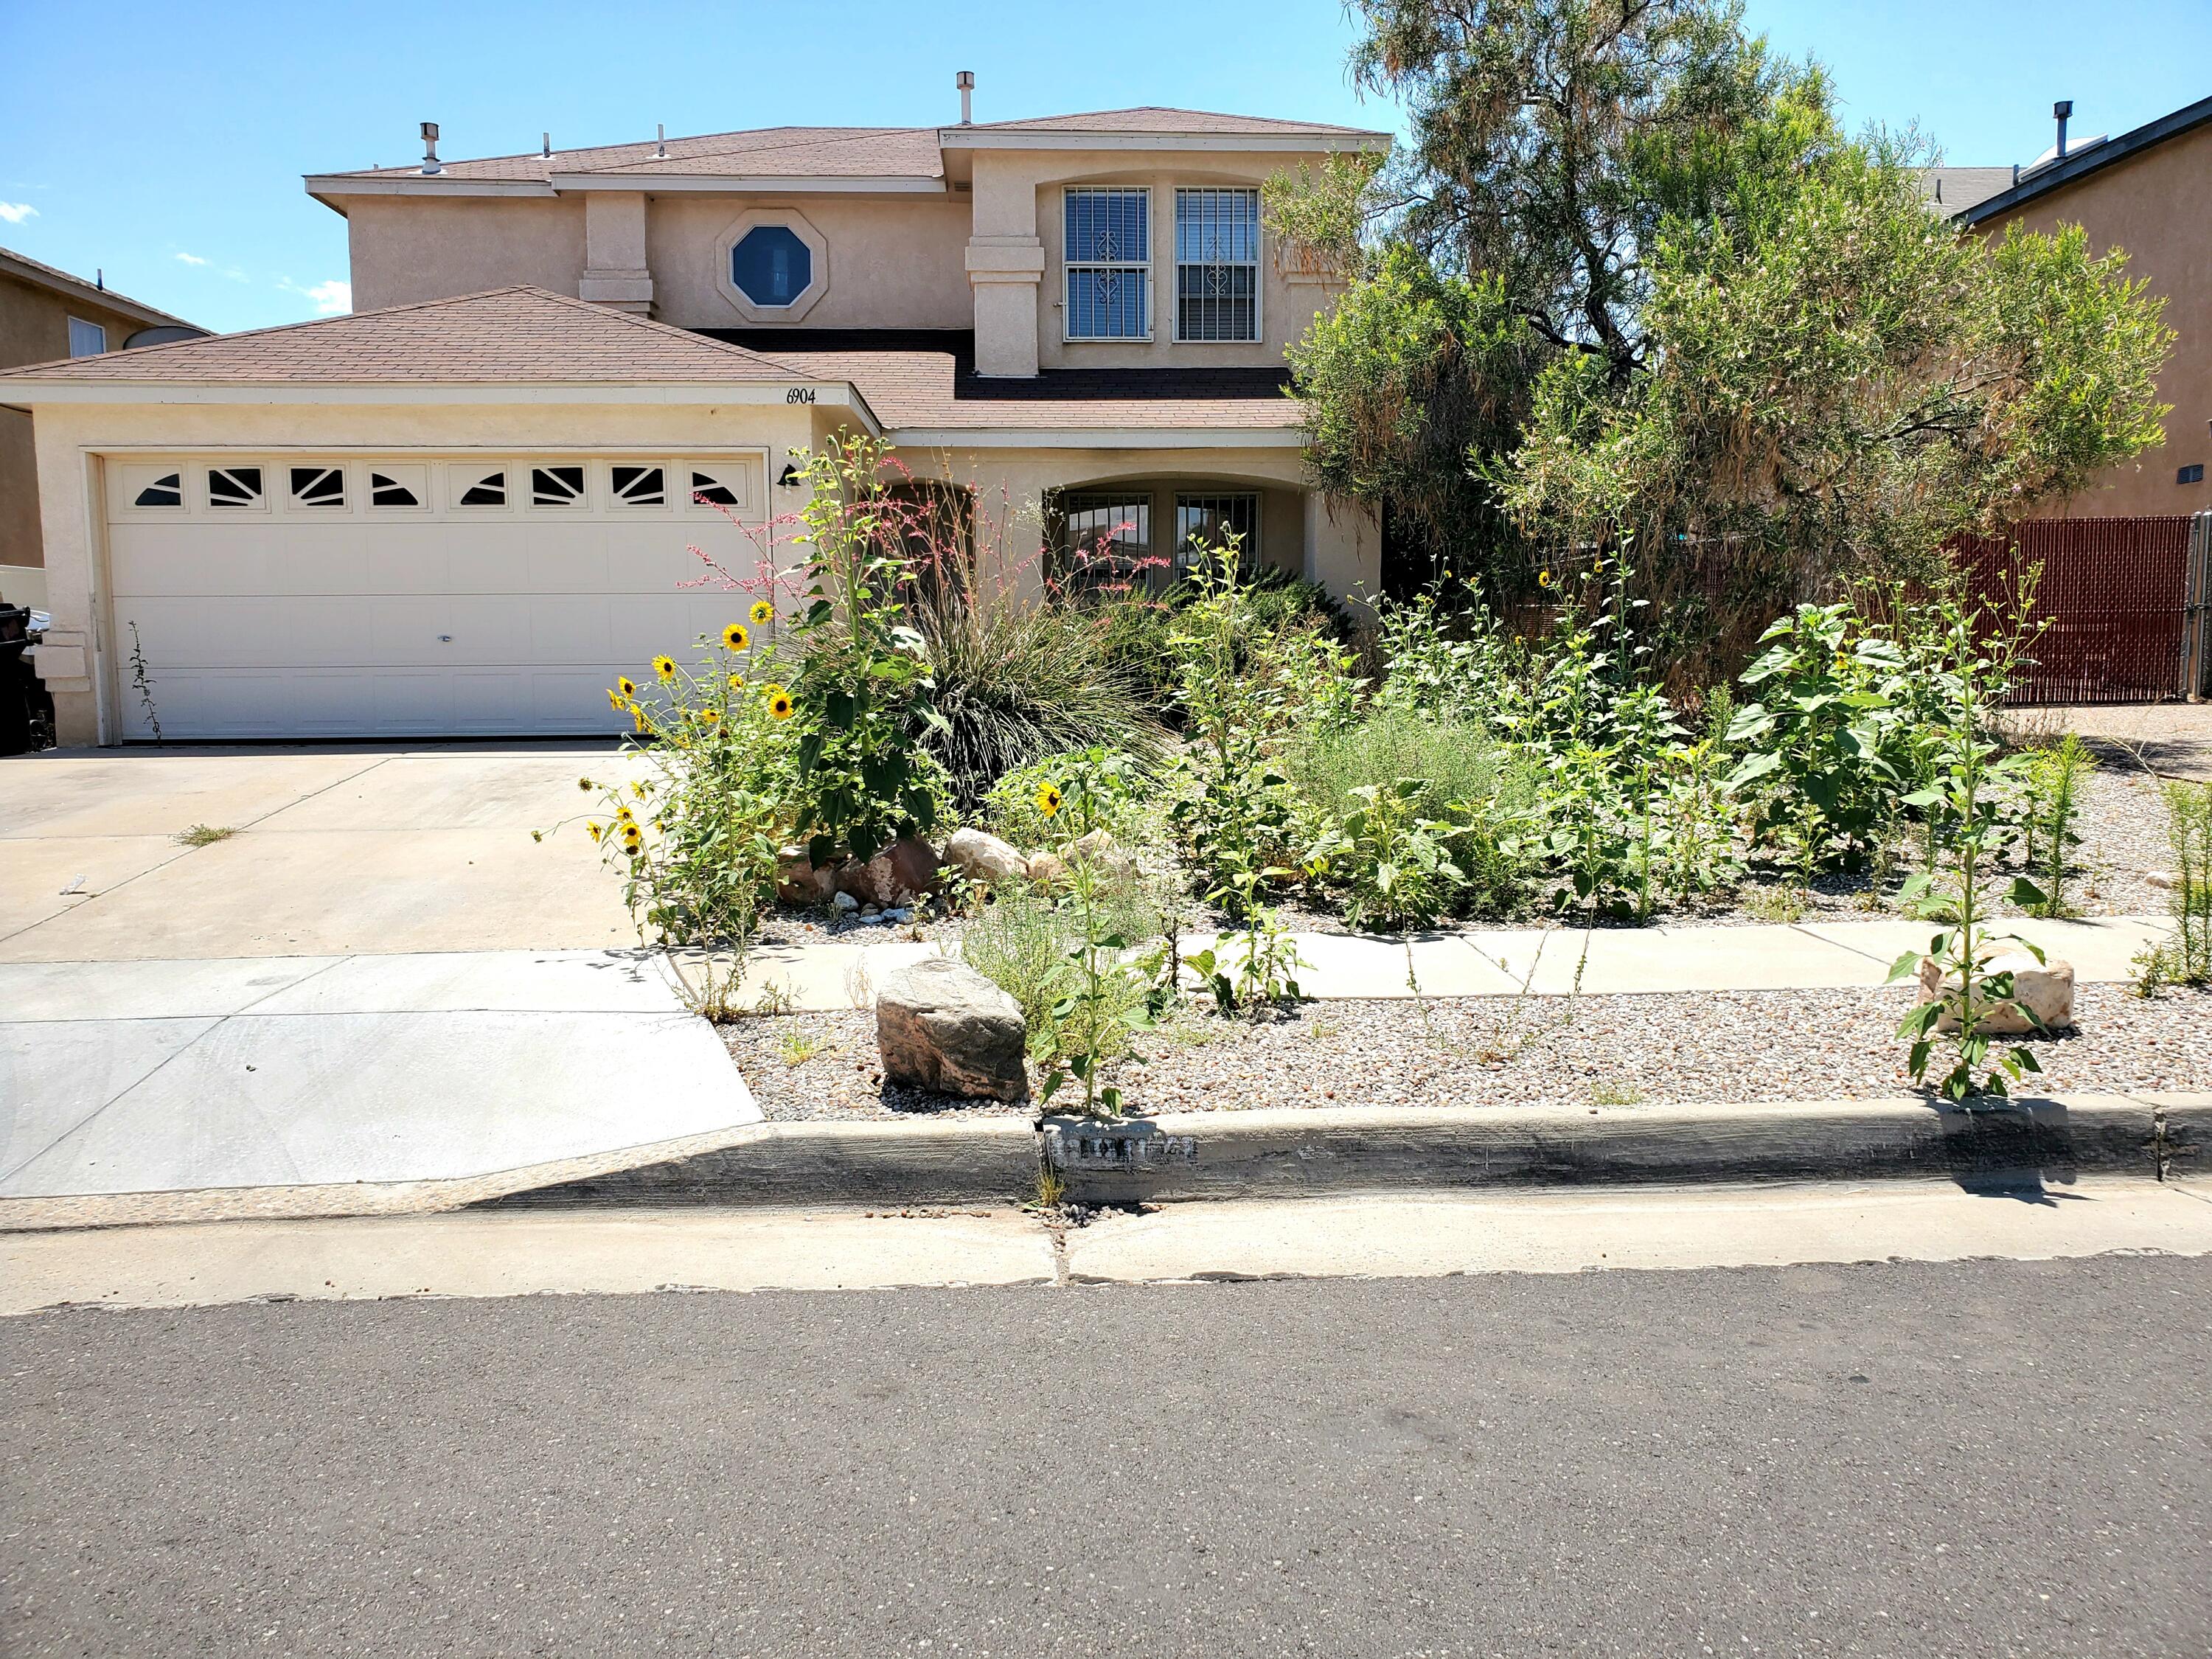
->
xmin=729 ymin=913 xmax=2177 ymax=1010
xmin=0 ymin=949 xmax=758 ymax=1203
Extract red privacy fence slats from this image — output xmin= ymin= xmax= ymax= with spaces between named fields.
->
xmin=1950 ymin=516 xmax=2201 ymax=705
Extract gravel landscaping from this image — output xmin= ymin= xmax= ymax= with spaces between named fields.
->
xmin=724 ymin=981 xmax=2212 ymax=1121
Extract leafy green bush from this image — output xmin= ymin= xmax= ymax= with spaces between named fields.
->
xmin=986 ymin=745 xmax=1151 ymax=849
xmin=960 ymin=866 xmax=1164 ymax=1050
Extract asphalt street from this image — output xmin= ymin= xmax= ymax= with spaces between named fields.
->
xmin=5 ymin=1252 xmax=2209 ymax=1657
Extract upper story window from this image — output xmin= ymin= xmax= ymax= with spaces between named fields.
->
xmin=1175 ymin=189 xmax=1261 ymax=342
xmin=1065 ymin=187 xmax=1149 ymax=341
xmin=68 ymin=317 xmax=108 ymax=357
xmin=731 ymin=226 xmax=813 ymax=308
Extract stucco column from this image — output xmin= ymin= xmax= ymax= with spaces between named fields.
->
xmin=1304 ymin=490 xmax=1381 ymax=619
xmin=580 ymin=192 xmax=653 ymax=313
xmin=966 ymin=240 xmax=1046 ymax=377
xmin=29 ymin=426 xmax=101 ymax=745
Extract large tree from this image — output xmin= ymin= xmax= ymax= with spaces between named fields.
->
xmin=1275 ymin=0 xmax=2172 ymax=629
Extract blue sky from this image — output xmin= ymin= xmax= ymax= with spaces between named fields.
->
xmin=1 ymin=0 xmax=2204 ymax=334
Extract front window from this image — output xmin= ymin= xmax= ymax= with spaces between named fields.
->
xmin=1057 ymin=493 xmax=1151 ymax=592
xmin=68 ymin=317 xmax=107 ymax=357
xmin=730 ymin=226 xmax=813 ymax=308
xmin=1065 ymin=188 xmax=1149 ymax=340
xmin=1175 ymin=493 xmax=1259 ymax=576
xmin=1175 ymin=189 xmax=1260 ymax=342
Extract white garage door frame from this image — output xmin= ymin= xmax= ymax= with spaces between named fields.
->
xmin=95 ymin=445 xmax=775 ymax=742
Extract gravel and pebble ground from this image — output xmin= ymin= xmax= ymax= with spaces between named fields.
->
xmin=723 ymin=981 xmax=2212 ymax=1122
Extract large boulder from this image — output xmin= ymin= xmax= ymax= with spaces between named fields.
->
xmin=1916 ymin=952 xmax=2076 ymax=1034
xmin=943 ymin=827 xmax=1028 ymax=886
xmin=775 ymin=846 xmax=836 ymax=907
xmin=875 ymin=957 xmax=1030 ymax=1101
xmin=837 ymin=837 xmax=941 ymax=908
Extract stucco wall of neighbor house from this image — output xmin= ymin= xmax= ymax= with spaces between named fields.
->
xmin=647 ymin=194 xmax=972 ymax=332
xmin=964 ymin=146 xmax=1353 ymax=376
xmin=346 ymin=195 xmax=589 ymax=313
xmin=24 ymin=396 xmax=822 ymax=745
xmin=2 ymin=272 xmax=193 ymax=574
xmin=1975 ymin=121 xmax=2212 ymax=518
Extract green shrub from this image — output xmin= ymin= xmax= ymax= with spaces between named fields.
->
xmin=1286 ymin=709 xmax=1506 ymax=823
xmin=986 ymin=745 xmax=1151 ymax=849
xmin=909 ymin=588 xmax=1165 ymax=808
xmin=2016 ymin=733 xmax=2096 ymax=917
xmin=960 ymin=869 xmax=1164 ymax=1050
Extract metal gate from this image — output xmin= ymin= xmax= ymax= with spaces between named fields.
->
xmin=1952 ymin=514 xmax=2212 ymax=704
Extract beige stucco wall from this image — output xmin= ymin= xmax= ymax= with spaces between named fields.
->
xmin=1976 ymin=121 xmax=2212 ymax=518
xmin=3 ymin=272 xmax=192 ymax=573
xmin=648 ymin=194 xmax=970 ymax=331
xmin=346 ymin=195 xmax=588 ymax=313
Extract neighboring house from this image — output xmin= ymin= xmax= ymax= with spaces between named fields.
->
xmin=1938 ymin=94 xmax=2211 ymax=518
xmin=1 ymin=248 xmax=205 ymax=611
xmin=0 ymin=91 xmax=1389 ymax=745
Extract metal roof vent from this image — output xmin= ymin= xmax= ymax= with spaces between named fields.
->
xmin=957 ymin=70 xmax=975 ymax=125
xmin=419 ymin=121 xmax=442 ymax=175
xmin=655 ymin=123 xmax=667 ymax=159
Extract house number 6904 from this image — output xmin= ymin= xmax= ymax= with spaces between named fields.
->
xmin=785 ymin=387 xmax=817 ymax=404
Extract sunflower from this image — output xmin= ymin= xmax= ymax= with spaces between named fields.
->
xmin=721 ymin=623 xmax=750 ymax=651
xmin=1034 ymin=782 xmax=1063 ymax=818
xmin=586 ymin=821 xmax=604 ymax=844
xmin=767 ymin=690 xmax=794 ymax=721
xmin=619 ymin=824 xmax=644 ymax=855
xmin=1537 ymin=569 xmax=1554 ymax=589
xmin=631 ymin=781 xmax=648 ymax=800
xmin=605 ymin=688 xmax=627 ymax=713
xmin=616 ymin=804 xmax=636 ymax=824
xmin=577 ymin=776 xmax=594 ymax=793
xmin=749 ymin=599 xmax=774 ymax=625
xmin=1833 ymin=652 xmax=1851 ymax=675
xmin=698 ymin=706 xmax=721 ymax=725
xmin=728 ymin=671 xmax=747 ymax=692
xmin=653 ymin=655 xmax=677 ymax=681
xmin=615 ymin=675 xmax=637 ymax=699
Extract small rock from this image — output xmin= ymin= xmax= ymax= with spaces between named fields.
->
xmin=1917 ymin=952 xmax=2076 ymax=1034
xmin=837 ymin=837 xmax=941 ymax=908
xmin=775 ymin=845 xmax=836 ymax=906
xmin=832 ymin=890 xmax=860 ymax=913
xmin=882 ymin=908 xmax=912 ymax=924
xmin=1071 ymin=827 xmax=1138 ymax=878
xmin=944 ymin=827 xmax=1027 ymax=886
xmin=2147 ymin=870 xmax=2179 ymax=891
xmin=1026 ymin=851 xmax=1067 ymax=888
xmin=875 ymin=958 xmax=1029 ymax=1101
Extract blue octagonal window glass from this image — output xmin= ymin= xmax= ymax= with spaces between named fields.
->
xmin=731 ymin=226 xmax=813 ymax=307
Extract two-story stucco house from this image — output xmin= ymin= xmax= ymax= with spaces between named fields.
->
xmin=1 ymin=91 xmax=1390 ymax=745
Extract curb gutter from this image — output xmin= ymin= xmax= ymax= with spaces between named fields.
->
xmin=495 ymin=1093 xmax=2211 ymax=1212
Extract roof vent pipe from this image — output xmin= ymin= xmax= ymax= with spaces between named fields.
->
xmin=542 ymin=132 xmax=552 ymax=159
xmin=2053 ymin=99 xmax=2073 ymax=160
xmin=655 ymin=122 xmax=667 ymax=159
xmin=420 ymin=121 xmax=442 ymax=175
xmin=957 ymin=70 xmax=975 ymax=125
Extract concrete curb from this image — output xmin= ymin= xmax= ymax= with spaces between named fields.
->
xmin=490 ymin=1116 xmax=1041 ymax=1210
xmin=488 ymin=1093 xmax=2210 ymax=1213
xmin=1042 ymin=1095 xmax=2211 ymax=1205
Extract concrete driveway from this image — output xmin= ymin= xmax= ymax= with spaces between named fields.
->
xmin=1 ymin=745 xmax=643 ymax=961
xmin=0 ymin=745 xmax=759 ymax=1214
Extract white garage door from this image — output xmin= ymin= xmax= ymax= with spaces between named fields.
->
xmin=103 ymin=453 xmax=769 ymax=739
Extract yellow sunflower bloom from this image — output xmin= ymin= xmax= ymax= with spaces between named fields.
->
xmin=698 ymin=706 xmax=721 ymax=725
xmin=721 ymin=623 xmax=750 ymax=651
xmin=728 ymin=671 xmax=747 ymax=692
xmin=653 ymin=655 xmax=677 ymax=681
xmin=620 ymin=827 xmax=644 ymax=856
xmin=768 ymin=692 xmax=794 ymax=722
xmin=749 ymin=599 xmax=774 ymax=625
xmin=631 ymin=781 xmax=647 ymax=800
xmin=1537 ymin=570 xmax=1554 ymax=588
xmin=616 ymin=804 xmax=636 ymax=824
xmin=615 ymin=675 xmax=637 ymax=699
xmin=605 ymin=688 xmax=626 ymax=712
xmin=1035 ymin=782 xmax=1063 ymax=818
xmin=586 ymin=821 xmax=603 ymax=844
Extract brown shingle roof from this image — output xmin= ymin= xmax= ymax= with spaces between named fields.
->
xmin=313 ymin=109 xmax=1387 ymax=186
xmin=0 ymin=246 xmax=204 ymax=332
xmin=770 ymin=349 xmax=1303 ymax=434
xmin=0 ymin=285 xmax=804 ymax=384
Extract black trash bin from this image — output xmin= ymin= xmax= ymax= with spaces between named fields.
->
xmin=0 ymin=605 xmax=40 ymax=756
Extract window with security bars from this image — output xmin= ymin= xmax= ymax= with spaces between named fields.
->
xmin=1057 ymin=493 xmax=1152 ymax=591
xmin=1175 ymin=493 xmax=1259 ymax=574
xmin=1175 ymin=189 xmax=1260 ymax=342
xmin=1065 ymin=187 xmax=1149 ymax=340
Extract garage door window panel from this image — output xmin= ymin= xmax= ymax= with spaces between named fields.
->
xmin=289 ymin=467 xmax=348 ymax=510
xmin=530 ymin=465 xmax=588 ymax=509
xmin=684 ymin=465 xmax=752 ymax=515
xmin=451 ymin=467 xmax=509 ymax=510
xmin=369 ymin=467 xmax=428 ymax=511
xmin=206 ymin=467 xmax=265 ymax=511
xmin=124 ymin=468 xmax=185 ymax=510
xmin=611 ymin=465 xmax=667 ymax=508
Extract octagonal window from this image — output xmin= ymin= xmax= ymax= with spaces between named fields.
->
xmin=730 ymin=226 xmax=813 ymax=308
